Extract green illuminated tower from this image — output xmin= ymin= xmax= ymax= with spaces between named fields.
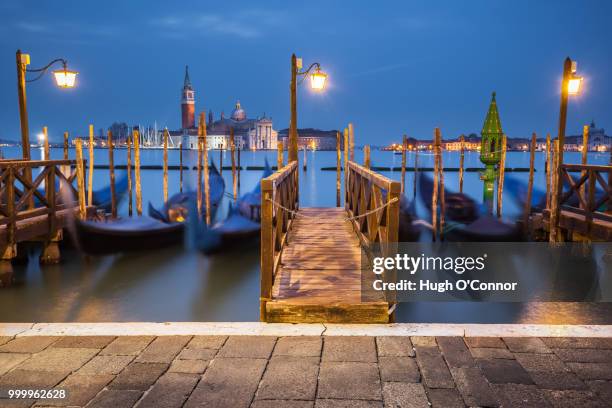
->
xmin=479 ymin=92 xmax=503 ymax=213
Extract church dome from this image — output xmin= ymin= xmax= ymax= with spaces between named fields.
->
xmin=231 ymin=101 xmax=246 ymax=121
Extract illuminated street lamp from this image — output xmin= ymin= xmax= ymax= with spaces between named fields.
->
xmin=289 ymin=54 xmax=328 ymax=162
xmin=16 ymin=49 xmax=78 ymax=161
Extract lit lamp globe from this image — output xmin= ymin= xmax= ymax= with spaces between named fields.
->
xmin=310 ymin=68 xmax=327 ymax=91
xmin=53 ymin=67 xmax=78 ymax=88
xmin=567 ymin=76 xmax=583 ymax=96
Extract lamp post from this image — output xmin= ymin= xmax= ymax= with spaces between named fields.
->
xmin=289 ymin=53 xmax=327 ymax=162
xmin=16 ymin=49 xmax=78 ymax=161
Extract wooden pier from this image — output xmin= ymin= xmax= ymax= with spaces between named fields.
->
xmin=260 ymin=161 xmax=400 ymax=323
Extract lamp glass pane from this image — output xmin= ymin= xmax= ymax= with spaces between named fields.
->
xmin=567 ymin=77 xmax=582 ymax=95
xmin=53 ymin=70 xmax=78 ymax=88
xmin=310 ymin=72 xmax=327 ymax=90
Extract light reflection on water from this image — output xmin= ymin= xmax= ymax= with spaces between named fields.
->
xmin=0 ymin=147 xmax=610 ymax=323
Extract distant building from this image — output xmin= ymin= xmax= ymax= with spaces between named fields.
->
xmin=565 ymin=121 xmax=610 ymax=152
xmin=277 ymin=128 xmax=341 ymax=150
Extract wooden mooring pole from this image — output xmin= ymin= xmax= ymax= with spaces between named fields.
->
xmin=438 ymin=135 xmax=446 ymax=240
xmin=432 ymin=128 xmax=441 ymax=241
xmin=523 ymin=133 xmax=536 ymax=231
xmin=42 ymin=126 xmax=49 ymax=161
xmin=303 ymin=145 xmax=307 ymax=171
xmin=179 ymin=142 xmax=183 ymax=193
xmin=364 ymin=145 xmax=371 ymax=169
xmin=580 ymin=125 xmax=589 ymax=209
xmin=336 ymin=131 xmax=341 ymax=207
xmin=401 ymin=135 xmax=407 ymax=193
xmin=497 ymin=134 xmax=507 ymax=218
xmin=75 ymin=139 xmax=86 ymax=220
xmin=63 ymin=132 xmax=69 ymax=160
xmin=197 ymin=117 xmax=204 ymax=216
xmin=459 ymin=134 xmax=465 ymax=193
xmin=230 ymin=128 xmax=237 ymax=200
xmin=107 ymin=130 xmax=117 ymax=218
xmin=127 ymin=135 xmax=133 ymax=216
xmin=88 ymin=124 xmax=94 ymax=206
xmin=549 ymin=140 xmax=560 ymax=243
xmin=277 ymin=141 xmax=284 ymax=170
xmin=349 ymin=123 xmax=355 ymax=161
xmin=163 ymin=128 xmax=169 ymax=204
xmin=134 ymin=129 xmax=142 ymax=216
xmin=202 ymin=114 xmax=211 ymax=225
xmin=545 ymin=133 xmax=551 ymax=209
xmin=413 ymin=147 xmax=419 ymax=200
xmin=219 ymin=147 xmax=223 ymax=176
xmin=237 ymin=147 xmax=241 ymax=190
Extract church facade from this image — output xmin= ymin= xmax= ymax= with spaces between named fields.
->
xmin=168 ymin=66 xmax=278 ymax=150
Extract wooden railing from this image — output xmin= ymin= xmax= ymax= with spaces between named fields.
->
xmin=558 ymin=164 xmax=611 ymax=225
xmin=345 ymin=161 xmax=401 ymax=248
xmin=0 ymin=159 xmax=81 ymax=255
xmin=260 ymin=160 xmax=299 ymax=320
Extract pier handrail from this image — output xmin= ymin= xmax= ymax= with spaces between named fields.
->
xmin=558 ymin=163 xmax=611 ymax=224
xmin=345 ymin=161 xmax=401 ymax=248
xmin=260 ymin=160 xmax=299 ymax=320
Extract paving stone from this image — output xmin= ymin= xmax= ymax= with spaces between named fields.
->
xmin=322 ymin=336 xmax=377 ymax=362
xmin=108 ymin=362 xmax=168 ymax=390
xmin=514 ymin=352 xmax=570 ymax=372
xmin=503 ymin=337 xmax=551 ymax=353
xmin=135 ymin=336 xmax=191 ymax=363
xmin=15 ymin=347 xmax=98 ymax=374
xmin=554 ymin=348 xmax=612 ymax=363
xmin=492 ymin=383 xmax=552 ymax=407
xmin=543 ymin=389 xmax=608 ymax=408
xmin=168 ymin=359 xmax=208 ymax=374
xmin=273 ymin=336 xmax=322 ymax=357
xmin=0 ymin=337 xmax=58 ymax=353
xmin=176 ymin=348 xmax=216 ymax=360
xmin=425 ymin=388 xmax=464 ymax=408
xmin=77 ymin=355 xmax=133 ymax=375
xmin=470 ymin=347 xmax=514 ymax=359
xmin=186 ymin=335 xmax=227 ymax=349
xmin=382 ymin=382 xmax=429 ymax=408
xmin=100 ymin=336 xmax=154 ymax=356
xmin=464 ymin=336 xmax=506 ymax=348
xmin=477 ymin=358 xmax=534 ymax=385
xmin=256 ymin=356 xmax=319 ymax=400
xmin=378 ymin=356 xmax=420 ymax=382
xmin=541 ymin=337 xmax=612 ymax=349
xmin=410 ymin=336 xmax=436 ymax=347
xmin=86 ymin=389 xmax=142 ymax=408
xmin=185 ymin=357 xmax=266 ymax=408
xmin=450 ymin=366 xmax=499 ymax=407
xmin=437 ymin=336 xmax=475 ymax=368
xmin=315 ymin=401 xmax=382 ymax=408
xmin=414 ymin=346 xmax=454 ymax=389
xmin=137 ymin=372 xmax=199 ymax=408
xmin=567 ymin=362 xmax=612 ymax=380
xmin=0 ymin=336 xmax=11 ymax=346
xmin=0 ymin=369 xmax=67 ymax=388
xmin=586 ymin=380 xmax=612 ymax=403
xmin=376 ymin=336 xmax=414 ymax=357
xmin=0 ymin=353 xmax=30 ymax=375
xmin=317 ymin=362 xmax=381 ymax=400
xmin=528 ymin=371 xmax=586 ymax=390
xmin=253 ymin=401 xmax=314 ymax=408
xmin=39 ymin=373 xmax=113 ymax=407
xmin=50 ymin=336 xmax=115 ymax=349
xmin=217 ymin=336 xmax=276 ymax=359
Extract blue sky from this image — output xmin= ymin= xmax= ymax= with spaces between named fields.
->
xmin=0 ymin=0 xmax=610 ymax=144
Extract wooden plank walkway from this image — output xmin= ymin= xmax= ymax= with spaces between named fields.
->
xmin=266 ymin=207 xmax=389 ymax=323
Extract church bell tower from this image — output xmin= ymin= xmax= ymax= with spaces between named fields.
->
xmin=181 ymin=65 xmax=195 ymax=130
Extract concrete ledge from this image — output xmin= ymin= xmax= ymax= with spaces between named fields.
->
xmin=2 ymin=322 xmax=612 ymax=337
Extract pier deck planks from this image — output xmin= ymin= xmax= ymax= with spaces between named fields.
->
xmin=266 ymin=207 xmax=389 ymax=323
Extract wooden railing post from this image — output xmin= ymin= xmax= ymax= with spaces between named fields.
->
xmin=260 ymin=178 xmax=274 ymax=321
xmin=2 ymin=167 xmax=16 ymax=259
xmin=580 ymin=125 xmax=589 ymax=209
xmin=336 ymin=131 xmax=341 ymax=207
xmin=586 ymin=168 xmax=596 ymax=232
xmin=75 ymin=139 xmax=87 ymax=220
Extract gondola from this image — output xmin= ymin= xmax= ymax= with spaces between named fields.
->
xmin=199 ymin=204 xmax=261 ymax=254
xmin=237 ymin=159 xmax=273 ymax=222
xmin=92 ymin=172 xmax=129 ymax=212
xmin=74 ymin=216 xmax=184 ymax=255
xmin=418 ymin=172 xmax=479 ymax=223
xmin=148 ymin=161 xmax=225 ymax=223
xmin=443 ymin=215 xmax=522 ymax=242
xmin=398 ymin=196 xmax=421 ymax=242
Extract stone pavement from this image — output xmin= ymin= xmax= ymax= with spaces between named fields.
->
xmin=0 ymin=334 xmax=611 ymax=407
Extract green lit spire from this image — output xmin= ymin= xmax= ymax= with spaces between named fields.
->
xmin=481 ymin=92 xmax=503 ymax=136
xmin=479 ymin=92 xmax=504 ymax=214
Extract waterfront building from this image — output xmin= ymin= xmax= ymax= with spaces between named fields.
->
xmin=277 ymin=128 xmax=341 ymax=150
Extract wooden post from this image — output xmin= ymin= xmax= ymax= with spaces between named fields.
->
xmin=549 ymin=140 xmax=560 ymax=242
xmin=277 ymin=141 xmax=284 ymax=170
xmin=413 ymin=147 xmax=419 ymax=200
xmin=344 ymin=127 xmax=349 ymax=206
xmin=179 ymin=142 xmax=183 ymax=194
xmin=63 ymin=131 xmax=69 ymax=160
xmin=580 ymin=125 xmax=589 ymax=208
xmin=3 ymin=167 xmax=16 ymax=259
xmin=42 ymin=126 xmax=50 ymax=161
xmin=459 ymin=134 xmax=465 ymax=193
xmin=127 ymin=135 xmax=132 ymax=216
xmin=87 ymin=124 xmax=94 ymax=206
xmin=201 ymin=112 xmax=211 ymax=225
xmin=219 ymin=147 xmax=223 ymax=176
xmin=134 ymin=129 xmax=142 ymax=216
xmin=260 ymin=179 xmax=274 ymax=321
xmin=230 ymin=128 xmax=237 ymax=200
xmin=197 ymin=120 xmax=203 ymax=216
xmin=303 ymin=145 xmax=307 ymax=171
xmin=289 ymin=53 xmax=298 ymax=163
xmin=432 ymin=128 xmax=441 ymax=241
xmin=401 ymin=135 xmax=407 ymax=193
xmin=553 ymin=57 xmax=572 ymax=238
xmin=107 ymin=130 xmax=117 ymax=218
xmin=438 ymin=137 xmax=446 ymax=240
xmin=523 ymin=133 xmax=536 ymax=229
xmin=364 ymin=145 xmax=371 ymax=169
xmin=336 ymin=131 xmax=341 ymax=207
xmin=545 ymin=133 xmax=551 ymax=209
xmin=497 ymin=135 xmax=508 ymax=218
xmin=163 ymin=128 xmax=169 ymax=204
xmin=349 ymin=123 xmax=355 ymax=161
xmin=237 ymin=146 xmax=241 ymax=190
xmin=75 ymin=139 xmax=86 ymax=220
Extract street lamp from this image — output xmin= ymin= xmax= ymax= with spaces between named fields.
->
xmin=16 ymin=49 xmax=78 ymax=161
xmin=289 ymin=54 xmax=328 ymax=162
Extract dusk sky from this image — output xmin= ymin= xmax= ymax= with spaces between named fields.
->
xmin=0 ymin=0 xmax=610 ymax=144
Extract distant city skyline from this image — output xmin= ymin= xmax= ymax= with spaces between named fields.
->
xmin=0 ymin=0 xmax=610 ymax=145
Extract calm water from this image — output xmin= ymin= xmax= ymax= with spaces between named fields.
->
xmin=1 ymin=146 xmax=610 ymax=323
